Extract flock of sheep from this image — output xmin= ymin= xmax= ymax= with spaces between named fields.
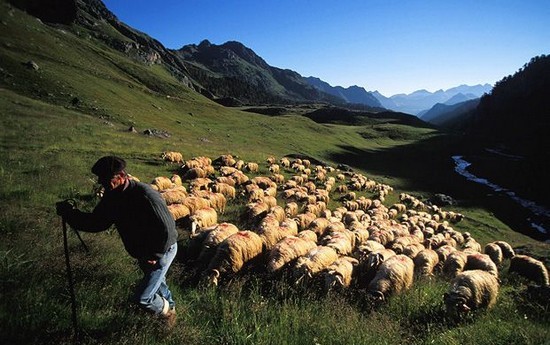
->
xmin=141 ymin=151 xmax=550 ymax=316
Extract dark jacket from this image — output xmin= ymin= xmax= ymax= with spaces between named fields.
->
xmin=65 ymin=180 xmax=177 ymax=260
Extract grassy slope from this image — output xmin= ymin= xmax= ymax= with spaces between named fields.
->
xmin=0 ymin=2 xmax=548 ymax=344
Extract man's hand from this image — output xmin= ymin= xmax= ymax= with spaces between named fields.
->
xmin=56 ymin=200 xmax=74 ymax=217
xmin=147 ymin=260 xmax=157 ymax=265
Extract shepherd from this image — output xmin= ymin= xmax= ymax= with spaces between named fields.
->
xmin=56 ymin=156 xmax=178 ymax=328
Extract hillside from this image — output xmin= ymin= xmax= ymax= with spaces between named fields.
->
xmin=420 ymin=98 xmax=480 ymax=126
xmin=1 ymin=1 xmax=549 ymax=345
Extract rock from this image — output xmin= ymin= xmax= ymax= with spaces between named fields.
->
xmin=23 ymin=60 xmax=39 ymax=70
xmin=430 ymin=193 xmax=456 ymax=206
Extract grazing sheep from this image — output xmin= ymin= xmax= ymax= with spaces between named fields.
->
xmin=285 ymin=202 xmax=299 ymax=218
xmin=367 ymin=254 xmax=415 ymax=301
xmin=323 ymin=256 xmax=359 ymax=292
xmin=151 ymin=176 xmax=174 ymax=191
xmin=161 ymin=151 xmax=183 ymax=164
xmin=183 ymin=167 xmax=208 ymax=180
xmin=293 ymin=246 xmax=339 ymax=283
xmin=196 ymin=223 xmax=239 ymax=263
xmin=435 ymin=244 xmax=457 ymax=264
xmin=190 ymin=207 xmax=218 ymax=236
xmin=308 ymin=217 xmax=331 ymax=237
xmin=210 ymin=182 xmax=236 ymax=199
xmin=509 ymin=254 xmax=550 ymax=286
xmin=170 ymin=174 xmax=183 ymax=187
xmin=323 ymin=229 xmax=356 ymax=256
xmin=295 ymin=212 xmax=317 ymax=231
xmin=160 ymin=186 xmax=188 ymax=205
xmin=245 ymin=162 xmax=260 ymax=173
xmin=484 ymin=243 xmax=503 ymax=266
xmin=443 ymin=251 xmax=469 ymax=278
xmin=206 ymin=231 xmax=264 ymax=286
xmin=402 ymin=242 xmax=426 ymax=259
xmin=413 ymin=248 xmax=440 ymax=277
xmin=462 ymin=237 xmax=482 ymax=252
xmin=444 ymin=270 xmax=499 ymax=314
xmin=167 ymin=203 xmax=190 ymax=221
xmin=266 ymin=236 xmax=317 ymax=274
xmin=494 ymin=240 xmax=515 ymax=259
xmin=297 ymin=230 xmax=318 ymax=243
xmin=465 ymin=252 xmax=499 ymax=277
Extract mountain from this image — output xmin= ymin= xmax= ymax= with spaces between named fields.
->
xmin=419 ymin=98 xmax=480 ymax=126
xmin=372 ymin=84 xmax=492 ymax=115
xmin=463 ymin=55 xmax=550 ymax=157
xmin=304 ymin=77 xmax=382 ymax=108
xmin=175 ymin=40 xmax=344 ymax=105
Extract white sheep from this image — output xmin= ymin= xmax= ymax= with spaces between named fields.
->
xmin=190 ymin=207 xmax=218 ymax=236
xmin=509 ymin=254 xmax=550 ymax=286
xmin=367 ymin=254 xmax=415 ymax=302
xmin=323 ymin=256 xmax=359 ymax=292
xmin=266 ymin=236 xmax=317 ymax=274
xmin=444 ymin=269 xmax=499 ymax=315
xmin=205 ymin=231 xmax=264 ymax=286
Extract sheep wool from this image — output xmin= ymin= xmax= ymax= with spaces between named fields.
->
xmin=509 ymin=254 xmax=550 ymax=286
xmin=160 ymin=186 xmax=188 ymax=205
xmin=484 ymin=243 xmax=504 ymax=266
xmin=465 ymin=253 xmax=499 ymax=277
xmin=367 ymin=254 xmax=415 ymax=301
xmin=323 ymin=256 xmax=359 ymax=291
xmin=293 ymin=246 xmax=339 ymax=282
xmin=206 ymin=231 xmax=264 ymax=278
xmin=413 ymin=248 xmax=440 ymax=277
xmin=443 ymin=251 xmax=469 ymax=278
xmin=494 ymin=240 xmax=515 ymax=259
xmin=167 ymin=203 xmax=190 ymax=221
xmin=444 ymin=269 xmax=499 ymax=314
xmin=196 ymin=223 xmax=239 ymax=263
xmin=266 ymin=236 xmax=318 ymax=274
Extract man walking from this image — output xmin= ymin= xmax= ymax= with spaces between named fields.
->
xmin=56 ymin=156 xmax=178 ymax=327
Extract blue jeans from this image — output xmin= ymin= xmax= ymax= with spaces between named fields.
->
xmin=133 ymin=243 xmax=177 ymax=314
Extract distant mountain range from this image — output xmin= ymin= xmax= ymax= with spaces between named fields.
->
xmin=371 ymin=84 xmax=493 ymax=115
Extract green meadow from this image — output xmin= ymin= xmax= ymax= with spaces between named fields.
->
xmin=1 ymin=2 xmax=548 ymax=344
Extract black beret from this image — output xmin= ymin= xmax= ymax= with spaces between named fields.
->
xmin=91 ymin=156 xmax=126 ymax=177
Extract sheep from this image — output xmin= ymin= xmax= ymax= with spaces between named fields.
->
xmin=195 ymin=223 xmax=239 ymax=264
xmin=151 ymin=176 xmax=174 ymax=191
xmin=367 ymin=254 xmax=415 ymax=302
xmin=279 ymin=157 xmax=291 ymax=168
xmin=245 ymin=162 xmax=259 ymax=173
xmin=413 ymin=248 xmax=440 ymax=277
xmin=270 ymin=173 xmax=285 ymax=185
xmin=244 ymin=201 xmax=271 ymax=225
xmin=443 ymin=250 xmax=469 ymax=278
xmin=190 ymin=207 xmax=218 ymax=236
xmin=323 ymin=256 xmax=359 ymax=292
xmin=182 ymin=196 xmax=211 ymax=215
xmin=285 ymin=202 xmax=299 ymax=218
xmin=297 ymin=230 xmax=318 ymax=243
xmin=402 ymin=242 xmax=426 ymax=260
xmin=269 ymin=164 xmax=280 ymax=174
xmin=161 ymin=151 xmax=183 ymax=164
xmin=266 ymin=236 xmax=318 ymax=274
xmin=170 ymin=174 xmax=183 ymax=187
xmin=210 ymin=182 xmax=236 ymax=199
xmin=484 ymin=243 xmax=503 ymax=266
xmin=323 ymin=229 xmax=356 ymax=256
xmin=293 ymin=246 xmax=339 ymax=284
xmin=509 ymin=254 xmax=550 ymax=286
xmin=435 ymin=244 xmax=457 ymax=264
xmin=493 ymin=240 xmax=515 ymax=259
xmin=444 ymin=270 xmax=499 ymax=315
xmin=464 ymin=252 xmax=499 ymax=277
xmin=294 ymin=212 xmax=317 ymax=231
xmin=183 ymin=167 xmax=208 ymax=180
xmin=353 ymin=240 xmax=385 ymax=261
xmin=159 ymin=186 xmax=188 ymax=205
xmin=462 ymin=237 xmax=482 ymax=252
xmin=307 ymin=217 xmax=331 ymax=237
xmin=205 ymin=231 xmax=264 ymax=286
xmin=167 ymin=203 xmax=190 ymax=221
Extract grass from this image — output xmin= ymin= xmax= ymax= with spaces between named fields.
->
xmin=0 ymin=1 xmax=549 ymax=344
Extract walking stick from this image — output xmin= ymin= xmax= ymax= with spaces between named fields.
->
xmin=62 ymin=216 xmax=79 ymax=341
xmin=59 ymin=199 xmax=88 ymax=341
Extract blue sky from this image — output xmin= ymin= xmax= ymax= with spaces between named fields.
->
xmin=103 ymin=0 xmax=549 ymax=96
